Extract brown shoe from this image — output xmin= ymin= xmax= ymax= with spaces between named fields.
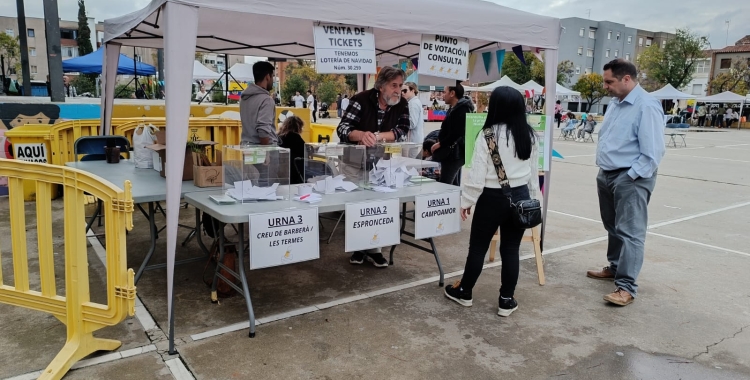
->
xmin=587 ymin=266 xmax=615 ymax=280
xmin=604 ymin=288 xmax=634 ymax=306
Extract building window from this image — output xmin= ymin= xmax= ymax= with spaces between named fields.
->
xmin=608 ymin=31 xmax=612 ymax=40
xmin=585 ymin=67 xmax=592 ymax=74
xmin=60 ymin=29 xmax=77 ymax=40
xmin=646 ymin=38 xmax=653 ymax=47
xmin=579 ymin=28 xmax=584 ymax=37
xmin=616 ymin=32 xmax=620 ymax=40
xmin=577 ymin=46 xmax=583 ymax=56
xmin=587 ymin=49 xmax=594 ymax=57
xmin=8 ymin=67 xmax=16 ymax=75
xmin=719 ymin=59 xmax=731 ymax=69
xmin=662 ymin=40 xmax=666 ymax=48
xmin=605 ymin=49 xmax=610 ymax=58
xmin=695 ymin=60 xmax=708 ymax=73
xmin=589 ymin=29 xmax=596 ymax=39
xmin=625 ymin=54 xmax=630 ymax=61
xmin=27 ymin=29 xmax=35 ymax=37
xmin=5 ymin=29 xmax=14 ymax=37
xmin=614 ymin=50 xmax=619 ymax=57
xmin=61 ymin=46 xmax=78 ymax=58
xmin=627 ymin=36 xmax=632 ymax=44
xmin=29 ymin=48 xmax=36 ymax=56
xmin=691 ymin=84 xmax=702 ymax=95
xmin=30 ymin=65 xmax=37 ymax=74
xmin=575 ymin=66 xmax=581 ymax=74
xmin=638 ymin=37 xmax=643 ymax=46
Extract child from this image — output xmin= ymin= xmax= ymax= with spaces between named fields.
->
xmin=278 ymin=115 xmax=306 ymax=184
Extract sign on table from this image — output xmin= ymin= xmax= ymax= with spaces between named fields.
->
xmin=249 ymin=208 xmax=319 ymax=269
xmin=345 ymin=198 xmax=400 ymax=252
xmin=313 ymin=23 xmax=376 ymax=74
xmin=14 ymin=143 xmax=48 ymax=163
xmin=414 ymin=191 xmax=461 ymax=239
xmin=418 ymin=34 xmax=469 ymax=80
xmin=465 ymin=113 xmax=548 ymax=171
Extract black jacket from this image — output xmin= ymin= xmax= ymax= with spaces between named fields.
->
xmin=437 ymin=98 xmax=473 ymax=163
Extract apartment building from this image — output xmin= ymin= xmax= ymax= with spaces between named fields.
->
xmin=708 ymin=35 xmax=750 ymax=94
xmin=683 ymin=50 xmax=713 ymax=96
xmin=634 ymin=30 xmax=674 ymax=61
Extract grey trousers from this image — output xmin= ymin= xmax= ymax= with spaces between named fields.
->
xmin=596 ymin=168 xmax=656 ymax=297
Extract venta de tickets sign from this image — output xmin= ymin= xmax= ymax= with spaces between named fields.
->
xmin=313 ymin=23 xmax=376 ymax=74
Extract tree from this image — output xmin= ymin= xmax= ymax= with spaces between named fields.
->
xmin=636 ymin=28 xmax=707 ymax=92
xmin=0 ymin=33 xmax=21 ymax=77
xmin=530 ymin=58 xmax=576 ymax=86
xmin=572 ymin=73 xmax=605 ymax=112
xmin=344 ymin=74 xmax=357 ymax=93
xmin=281 ymin=74 xmax=307 ymax=106
xmin=502 ymin=52 xmax=535 ymax=84
xmin=709 ymin=58 xmax=750 ymax=95
xmin=76 ymin=0 xmax=94 ymax=56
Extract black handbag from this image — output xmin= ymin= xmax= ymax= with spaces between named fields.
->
xmin=483 ymin=128 xmax=542 ymax=229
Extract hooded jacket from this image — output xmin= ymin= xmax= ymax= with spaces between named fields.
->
xmin=437 ymin=97 xmax=473 ymax=163
xmin=240 ymin=84 xmax=278 ymax=144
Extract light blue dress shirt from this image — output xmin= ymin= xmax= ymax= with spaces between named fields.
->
xmin=596 ymin=84 xmax=665 ymax=179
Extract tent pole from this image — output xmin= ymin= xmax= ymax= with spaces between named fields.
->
xmin=225 ymin=54 xmax=230 ymax=105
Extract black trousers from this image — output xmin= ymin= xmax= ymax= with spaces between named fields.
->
xmin=439 ymin=159 xmax=463 ymax=186
xmin=460 ymin=186 xmax=528 ymax=298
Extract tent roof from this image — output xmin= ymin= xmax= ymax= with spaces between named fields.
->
xmin=227 ymin=63 xmax=255 ymax=82
xmin=103 ymin=0 xmax=561 ymax=62
xmin=556 ymin=84 xmax=580 ymax=96
xmin=62 ymin=48 xmax=156 ymax=75
xmin=696 ymin=91 xmax=747 ymax=103
xmin=522 ymin=80 xmax=544 ymax=93
xmin=192 ymin=60 xmax=220 ymax=80
xmin=649 ymin=84 xmax=696 ymax=100
xmin=465 ymin=76 xmax=527 ymax=92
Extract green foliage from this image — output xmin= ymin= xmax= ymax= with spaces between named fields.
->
xmin=72 ymin=75 xmax=96 ymax=95
xmin=317 ymin=80 xmax=340 ymax=105
xmin=502 ymin=52 xmax=535 ymax=84
xmin=572 ymin=73 xmax=605 ymax=112
xmin=281 ymin=74 xmax=307 ymax=106
xmin=114 ymin=84 xmax=133 ymax=99
xmin=709 ymin=58 xmax=750 ymax=95
xmin=0 ymin=33 xmax=20 ymax=77
xmin=529 ymin=56 xmax=575 ymax=86
xmin=344 ymin=74 xmax=358 ymax=92
xmin=76 ymin=0 xmax=94 ymax=56
xmin=636 ymin=28 xmax=707 ymax=91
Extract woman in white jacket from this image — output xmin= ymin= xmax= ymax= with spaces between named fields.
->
xmin=444 ymin=86 xmax=541 ymax=317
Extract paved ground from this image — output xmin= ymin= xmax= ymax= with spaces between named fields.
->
xmin=1 ymin=125 xmax=749 ymax=380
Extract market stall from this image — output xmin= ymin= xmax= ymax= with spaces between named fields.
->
xmin=101 ymin=0 xmax=561 ymax=350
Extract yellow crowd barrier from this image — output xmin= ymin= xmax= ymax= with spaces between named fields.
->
xmin=0 ymin=158 xmax=135 ymax=380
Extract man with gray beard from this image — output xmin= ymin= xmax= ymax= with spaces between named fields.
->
xmin=337 ymin=66 xmax=410 ymax=268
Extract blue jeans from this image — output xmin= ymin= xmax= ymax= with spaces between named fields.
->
xmin=597 ymin=168 xmax=657 ymax=297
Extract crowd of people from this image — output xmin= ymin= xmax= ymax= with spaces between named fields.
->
xmin=238 ymin=58 xmax=664 ymax=316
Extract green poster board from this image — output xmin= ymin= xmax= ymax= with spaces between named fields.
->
xmin=464 ymin=113 xmax=546 ymax=171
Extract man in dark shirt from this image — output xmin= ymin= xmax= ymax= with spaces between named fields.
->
xmin=336 ymin=66 xmax=410 ymax=268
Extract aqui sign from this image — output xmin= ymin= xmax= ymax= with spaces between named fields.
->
xmin=14 ymin=143 xmax=48 ymax=163
xmin=249 ymin=208 xmax=320 ymax=269
xmin=313 ymin=23 xmax=376 ymax=74
xmin=418 ymin=34 xmax=469 ymax=81
xmin=414 ymin=191 xmax=461 ymax=239
xmin=345 ymin=198 xmax=400 ymax=252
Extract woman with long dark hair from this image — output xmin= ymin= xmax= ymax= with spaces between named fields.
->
xmin=444 ymin=86 xmax=541 ymax=317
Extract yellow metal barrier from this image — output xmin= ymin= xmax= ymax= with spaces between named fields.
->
xmin=309 ymin=123 xmax=337 ymax=143
xmin=0 ymin=158 xmax=135 ymax=380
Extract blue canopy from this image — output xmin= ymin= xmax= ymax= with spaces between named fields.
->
xmin=62 ymin=48 xmax=156 ymax=75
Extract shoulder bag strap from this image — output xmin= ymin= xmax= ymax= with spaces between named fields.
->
xmin=482 ymin=128 xmax=512 ymax=198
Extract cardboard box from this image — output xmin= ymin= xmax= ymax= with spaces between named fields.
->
xmin=145 ymin=140 xmax=217 ymax=181
xmin=193 ymin=151 xmax=223 ymax=187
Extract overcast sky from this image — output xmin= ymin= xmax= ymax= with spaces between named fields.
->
xmin=0 ymin=0 xmax=747 ymax=50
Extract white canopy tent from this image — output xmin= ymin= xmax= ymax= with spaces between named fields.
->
xmin=227 ymin=63 xmax=255 ymax=82
xmin=522 ymin=80 xmax=544 ymax=93
xmin=101 ymin=0 xmax=561 ymax=350
xmin=649 ymin=84 xmax=696 ymax=100
xmin=192 ymin=60 xmax=221 ymax=80
xmin=697 ymin=91 xmax=747 ymax=130
xmin=464 ymin=75 xmax=529 ymax=92
xmin=556 ymin=84 xmax=580 ymax=96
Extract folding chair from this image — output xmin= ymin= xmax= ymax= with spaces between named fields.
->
xmin=74 ymin=136 xmax=131 ymax=233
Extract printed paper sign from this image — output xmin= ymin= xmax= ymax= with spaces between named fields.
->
xmin=249 ymin=208 xmax=319 ymax=269
xmin=313 ymin=23 xmax=376 ymax=74
xmin=345 ymin=198 xmax=400 ymax=252
xmin=414 ymin=191 xmax=461 ymax=239
xmin=14 ymin=143 xmax=48 ymax=163
xmin=418 ymin=34 xmax=470 ymax=80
